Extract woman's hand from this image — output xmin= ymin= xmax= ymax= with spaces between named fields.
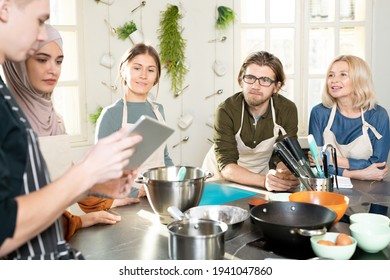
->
xmin=345 ymin=162 xmax=389 ymax=181
xmin=80 ymin=211 xmax=121 ymax=228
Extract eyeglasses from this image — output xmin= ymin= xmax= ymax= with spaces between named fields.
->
xmin=243 ymin=74 xmax=275 ymax=87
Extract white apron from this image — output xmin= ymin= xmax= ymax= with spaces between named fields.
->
xmin=38 ymin=134 xmax=72 ymax=181
xmin=323 ymin=104 xmax=382 ymax=160
xmin=202 ymin=98 xmax=287 ymax=180
xmin=122 ymin=98 xmax=166 ymax=180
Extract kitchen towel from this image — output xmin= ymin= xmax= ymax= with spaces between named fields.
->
xmin=199 ymin=183 xmax=257 ymax=205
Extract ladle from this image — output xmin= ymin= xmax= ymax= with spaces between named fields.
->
xmin=172 ymin=136 xmax=189 ymax=148
xmin=205 ymin=89 xmax=223 ymax=99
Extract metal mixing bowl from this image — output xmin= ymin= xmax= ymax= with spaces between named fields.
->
xmin=136 ymin=166 xmax=212 ymax=224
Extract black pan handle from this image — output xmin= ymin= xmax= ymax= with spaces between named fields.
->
xmin=283 ymin=136 xmax=316 ymax=178
xmin=273 ymin=142 xmax=301 ymax=177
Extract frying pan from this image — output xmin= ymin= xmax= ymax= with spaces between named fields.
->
xmin=250 ymin=201 xmax=337 ymax=251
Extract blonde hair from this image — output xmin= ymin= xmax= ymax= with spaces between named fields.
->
xmin=322 ymin=55 xmax=377 ymax=110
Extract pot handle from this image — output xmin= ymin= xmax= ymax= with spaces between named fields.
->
xmin=295 ymin=227 xmax=327 ymax=237
xmin=167 ymin=206 xmax=185 ymax=221
xmin=135 ymin=176 xmax=148 ymax=185
xmin=203 ymin=171 xmax=214 ymax=180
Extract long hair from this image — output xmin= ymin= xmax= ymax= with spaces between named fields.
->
xmin=118 ymin=43 xmax=161 ymax=87
xmin=322 ymin=55 xmax=377 ymax=110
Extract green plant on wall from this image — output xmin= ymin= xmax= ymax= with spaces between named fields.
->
xmin=158 ymin=4 xmax=187 ymax=97
xmin=116 ymin=20 xmax=137 ymax=40
xmin=89 ymin=106 xmax=103 ymax=125
xmin=216 ymin=6 xmax=236 ymax=30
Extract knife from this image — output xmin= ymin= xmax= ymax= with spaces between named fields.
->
xmin=273 ymin=142 xmax=314 ymax=191
xmin=282 ymin=136 xmax=316 ymax=178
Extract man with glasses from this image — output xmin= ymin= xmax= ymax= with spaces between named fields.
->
xmin=203 ymin=51 xmax=300 ymax=191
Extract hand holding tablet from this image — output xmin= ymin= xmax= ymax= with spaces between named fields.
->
xmin=125 ymin=115 xmax=175 ymax=169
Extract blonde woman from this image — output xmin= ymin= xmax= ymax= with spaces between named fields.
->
xmin=309 ymin=55 xmax=389 ymax=181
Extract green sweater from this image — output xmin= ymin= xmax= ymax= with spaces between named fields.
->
xmin=214 ymin=92 xmax=298 ymax=172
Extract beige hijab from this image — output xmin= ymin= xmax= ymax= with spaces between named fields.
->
xmin=3 ymin=24 xmax=65 ymax=136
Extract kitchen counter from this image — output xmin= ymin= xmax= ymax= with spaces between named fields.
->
xmin=69 ymin=179 xmax=390 ymax=260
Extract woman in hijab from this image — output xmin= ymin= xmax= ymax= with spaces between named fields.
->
xmin=2 ymin=24 xmax=127 ymax=241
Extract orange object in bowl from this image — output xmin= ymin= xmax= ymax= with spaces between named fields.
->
xmin=289 ymin=191 xmax=349 ymax=223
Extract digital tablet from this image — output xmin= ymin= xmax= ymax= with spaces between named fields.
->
xmin=125 ymin=115 xmax=175 ymax=169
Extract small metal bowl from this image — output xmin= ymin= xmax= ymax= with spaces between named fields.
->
xmin=184 ymin=205 xmax=250 ymax=240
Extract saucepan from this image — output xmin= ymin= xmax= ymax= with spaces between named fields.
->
xmin=184 ymin=205 xmax=250 ymax=240
xmin=250 ymin=201 xmax=337 ymax=252
xmin=167 ymin=206 xmax=228 ymax=260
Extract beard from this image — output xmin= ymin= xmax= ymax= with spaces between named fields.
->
xmin=243 ymin=91 xmax=271 ymax=108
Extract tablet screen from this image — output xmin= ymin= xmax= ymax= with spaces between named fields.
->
xmin=125 ymin=115 xmax=175 ymax=169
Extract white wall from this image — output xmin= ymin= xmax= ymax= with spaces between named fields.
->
xmin=372 ymin=0 xmax=390 ymax=164
xmin=73 ymin=0 xmax=390 ymax=167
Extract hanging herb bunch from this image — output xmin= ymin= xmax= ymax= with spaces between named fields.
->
xmin=116 ymin=20 xmax=137 ymax=40
xmin=158 ymin=4 xmax=187 ymax=97
xmin=89 ymin=106 xmax=103 ymax=125
xmin=216 ymin=6 xmax=236 ymax=30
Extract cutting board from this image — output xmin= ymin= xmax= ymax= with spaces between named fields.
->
xmin=199 ymin=183 xmax=257 ymax=206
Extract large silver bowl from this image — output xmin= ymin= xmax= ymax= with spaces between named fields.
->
xmin=137 ymin=166 xmax=212 ymax=224
xmin=185 ymin=205 xmax=250 ymax=240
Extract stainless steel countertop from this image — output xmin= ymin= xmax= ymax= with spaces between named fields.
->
xmin=69 ymin=179 xmax=390 ymax=260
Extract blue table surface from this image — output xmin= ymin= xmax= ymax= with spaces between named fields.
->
xmin=199 ymin=183 xmax=257 ymax=206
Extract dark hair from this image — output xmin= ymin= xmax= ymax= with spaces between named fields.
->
xmin=237 ymin=51 xmax=285 ymax=90
xmin=119 ymin=43 xmax=161 ymax=86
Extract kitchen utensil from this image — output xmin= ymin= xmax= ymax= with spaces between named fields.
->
xmin=311 ymin=232 xmax=357 ymax=260
xmin=184 ymin=205 xmax=250 ymax=240
xmin=299 ymin=176 xmax=333 ymax=192
xmin=350 ymin=223 xmax=390 ymax=253
xmin=131 ymin=0 xmax=146 ymax=13
xmin=166 ymin=214 xmax=228 ymax=260
xmin=208 ymin=36 xmax=227 ymax=43
xmin=172 ymin=136 xmax=189 ymax=148
xmin=177 ymin=113 xmax=193 ymax=129
xmin=104 ymin=19 xmax=117 ymax=35
xmin=250 ymin=201 xmax=337 ymax=252
xmin=175 ymin=84 xmax=189 ymax=97
xmin=307 ymin=134 xmax=325 ymax=178
xmin=205 ymin=89 xmax=223 ymax=99
xmin=289 ymin=191 xmax=349 ymax=223
xmin=282 ymin=136 xmax=315 ymax=178
xmin=136 ymin=166 xmax=212 ymax=224
xmin=349 ymin=213 xmax=390 ymax=226
xmin=176 ymin=166 xmax=187 ymax=181
xmin=273 ymin=141 xmax=313 ymax=190
xmin=213 ymin=61 xmax=226 ymax=76
xmin=101 ymin=81 xmax=118 ymax=91
xmin=322 ymin=144 xmax=339 ymax=190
